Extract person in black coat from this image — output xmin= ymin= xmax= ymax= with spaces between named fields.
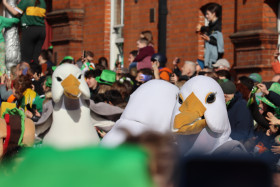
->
xmin=220 ymin=80 xmax=254 ymax=143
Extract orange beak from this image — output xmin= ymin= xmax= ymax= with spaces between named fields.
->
xmin=61 ymin=74 xmax=81 ymax=99
xmin=174 ymin=92 xmax=207 ymax=135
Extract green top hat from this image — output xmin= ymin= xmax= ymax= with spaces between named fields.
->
xmin=96 ymin=70 xmax=116 ymax=85
xmin=60 ymin=56 xmax=74 ymax=65
xmin=62 ymin=56 xmax=74 ymax=61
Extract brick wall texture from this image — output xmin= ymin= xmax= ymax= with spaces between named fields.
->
xmin=48 ymin=0 xmax=279 ymax=80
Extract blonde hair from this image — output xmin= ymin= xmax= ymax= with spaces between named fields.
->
xmin=43 ymin=91 xmax=52 ymax=104
xmin=98 ymin=84 xmax=112 ymax=94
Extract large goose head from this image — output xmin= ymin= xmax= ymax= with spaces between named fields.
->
xmin=52 ymin=64 xmax=90 ymax=103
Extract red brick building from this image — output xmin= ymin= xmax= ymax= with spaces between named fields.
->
xmin=47 ymin=0 xmax=279 ymax=80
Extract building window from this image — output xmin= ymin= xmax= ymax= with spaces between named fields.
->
xmin=114 ymin=0 xmax=124 ymax=26
xmin=278 ymin=1 xmax=280 ymax=54
xmin=110 ymin=0 xmax=124 ymax=69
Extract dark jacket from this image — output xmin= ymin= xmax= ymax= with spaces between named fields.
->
xmin=227 ymin=92 xmax=254 ymax=142
xmin=90 ymin=85 xmax=100 ymax=102
xmin=200 ymin=18 xmax=222 ymax=46
xmin=266 ymin=91 xmax=280 ymax=107
xmin=249 ymin=102 xmax=270 ymax=129
xmin=249 ymin=82 xmax=280 ymax=129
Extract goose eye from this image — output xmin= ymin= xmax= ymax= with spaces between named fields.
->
xmin=205 ymin=92 xmax=216 ymax=104
xmin=56 ymin=77 xmax=62 ymax=82
xmin=178 ymin=94 xmax=183 ymax=104
xmin=78 ymin=74 xmax=82 ymax=79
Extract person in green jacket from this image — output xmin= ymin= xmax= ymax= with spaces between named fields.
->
xmin=3 ymin=0 xmax=46 ymax=64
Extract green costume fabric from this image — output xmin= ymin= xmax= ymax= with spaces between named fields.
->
xmin=247 ymin=86 xmax=259 ymax=107
xmin=32 ymin=95 xmax=44 ymax=113
xmin=0 ymin=146 xmax=154 ymax=187
xmin=17 ymin=0 xmax=46 ymax=27
xmin=0 ymin=42 xmax=6 ymax=75
xmin=2 ymin=108 xmax=25 ymax=146
xmin=255 ymin=83 xmax=280 ymax=117
xmin=0 ymin=16 xmax=20 ymax=42
xmin=81 ymin=62 xmax=95 ymax=71
xmin=18 ymin=88 xmax=43 ymax=113
xmin=268 ymin=83 xmax=280 ymax=94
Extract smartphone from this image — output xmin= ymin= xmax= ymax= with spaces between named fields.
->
xmin=83 ymin=50 xmax=86 ymax=58
xmin=141 ymin=74 xmax=153 ymax=82
xmin=176 ymin=58 xmax=180 ymax=64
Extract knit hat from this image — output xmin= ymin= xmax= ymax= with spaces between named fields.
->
xmin=213 ymin=59 xmax=230 ymax=69
xmin=219 ymin=80 xmax=236 ymax=94
xmin=249 ymin=73 xmax=262 ymax=83
xmin=96 ymin=70 xmax=116 ymax=85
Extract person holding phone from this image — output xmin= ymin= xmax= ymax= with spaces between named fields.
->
xmin=170 ymin=60 xmax=196 ymax=85
xmin=135 ymin=68 xmax=154 ymax=88
xmin=151 ymin=53 xmax=172 ymax=81
xmin=3 ymin=0 xmax=46 ymax=64
xmin=81 ymin=50 xmax=95 ymax=73
xmin=172 ymin=57 xmax=181 ymax=77
xmin=196 ymin=3 xmax=224 ymax=68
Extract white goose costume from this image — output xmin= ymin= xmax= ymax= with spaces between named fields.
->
xmin=172 ymin=76 xmax=246 ymax=155
xmin=36 ymin=64 xmax=123 ymax=148
xmin=42 ymin=64 xmax=100 ymax=148
xmin=101 ymin=80 xmax=179 ymax=147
